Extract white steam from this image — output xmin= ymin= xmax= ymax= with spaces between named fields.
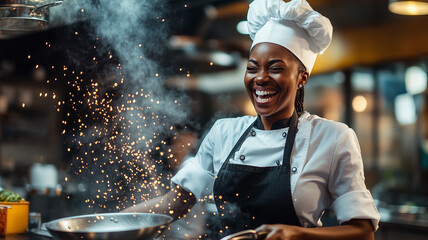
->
xmin=50 ymin=0 xmax=190 ymax=211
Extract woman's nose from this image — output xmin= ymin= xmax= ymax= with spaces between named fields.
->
xmin=255 ymin=74 xmax=269 ymax=84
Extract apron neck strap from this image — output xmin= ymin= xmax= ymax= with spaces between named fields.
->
xmin=225 ymin=120 xmax=256 ymax=163
xmin=282 ymin=110 xmax=299 ymax=170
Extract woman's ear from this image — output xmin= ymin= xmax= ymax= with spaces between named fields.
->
xmin=299 ymin=71 xmax=309 ymax=88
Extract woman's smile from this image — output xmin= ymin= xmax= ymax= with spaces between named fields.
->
xmin=254 ymin=89 xmax=279 ymax=104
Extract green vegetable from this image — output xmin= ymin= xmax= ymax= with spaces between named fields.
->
xmin=0 ymin=190 xmax=13 ymax=201
xmin=0 ymin=190 xmax=23 ymax=202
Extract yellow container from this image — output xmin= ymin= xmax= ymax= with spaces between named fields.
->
xmin=0 ymin=201 xmax=29 ymax=235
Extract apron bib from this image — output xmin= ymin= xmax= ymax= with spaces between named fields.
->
xmin=212 ymin=111 xmax=301 ymax=237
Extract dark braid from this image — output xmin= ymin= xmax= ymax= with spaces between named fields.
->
xmin=295 ymin=63 xmax=306 ymax=117
xmin=295 ymin=85 xmax=304 ymax=117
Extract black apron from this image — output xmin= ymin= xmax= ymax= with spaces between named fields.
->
xmin=212 ymin=111 xmax=302 ymax=237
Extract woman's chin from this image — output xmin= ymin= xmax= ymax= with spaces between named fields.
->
xmin=254 ymin=108 xmax=274 ymax=117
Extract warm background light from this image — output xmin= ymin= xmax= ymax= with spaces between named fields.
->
xmin=389 ymin=0 xmax=428 ymax=15
xmin=352 ymin=95 xmax=368 ymax=113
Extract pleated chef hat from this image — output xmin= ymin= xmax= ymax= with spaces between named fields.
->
xmin=247 ymin=0 xmax=333 ymax=74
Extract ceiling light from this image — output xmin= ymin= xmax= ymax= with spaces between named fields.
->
xmin=388 ymin=0 xmax=428 ymax=15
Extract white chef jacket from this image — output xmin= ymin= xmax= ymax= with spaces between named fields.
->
xmin=171 ymin=112 xmax=380 ymax=230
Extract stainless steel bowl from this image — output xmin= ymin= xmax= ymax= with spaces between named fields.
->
xmin=45 ymin=212 xmax=173 ymax=240
xmin=0 ymin=0 xmax=62 ymax=36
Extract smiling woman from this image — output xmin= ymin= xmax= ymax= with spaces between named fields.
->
xmin=244 ymin=43 xmax=307 ymax=130
xmin=123 ymin=1 xmax=380 ymax=239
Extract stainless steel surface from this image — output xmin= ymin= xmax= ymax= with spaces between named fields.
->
xmin=0 ymin=10 xmax=49 ymax=30
xmin=0 ymin=0 xmax=48 ymax=7
xmin=30 ymin=223 xmax=53 ymax=238
xmin=0 ymin=0 xmax=62 ymax=36
xmin=45 ymin=212 xmax=173 ymax=240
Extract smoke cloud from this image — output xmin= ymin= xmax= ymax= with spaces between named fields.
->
xmin=49 ymin=0 xmax=191 ymax=212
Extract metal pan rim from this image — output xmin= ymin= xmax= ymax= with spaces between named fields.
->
xmin=45 ymin=212 xmax=173 ymax=233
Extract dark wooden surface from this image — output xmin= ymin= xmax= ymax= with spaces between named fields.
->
xmin=0 ymin=232 xmax=51 ymax=240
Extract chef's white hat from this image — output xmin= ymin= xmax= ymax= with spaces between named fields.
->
xmin=247 ymin=0 xmax=333 ymax=74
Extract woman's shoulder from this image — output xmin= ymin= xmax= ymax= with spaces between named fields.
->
xmin=300 ymin=112 xmax=352 ymax=136
xmin=203 ymin=116 xmax=256 ymax=143
xmin=213 ymin=115 xmax=256 ymax=130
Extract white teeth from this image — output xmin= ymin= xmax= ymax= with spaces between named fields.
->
xmin=256 ymin=96 xmax=272 ymax=103
xmin=255 ymin=90 xmax=276 ymax=96
xmin=255 ymin=90 xmax=276 ymax=103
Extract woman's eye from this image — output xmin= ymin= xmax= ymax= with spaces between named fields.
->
xmin=246 ymin=67 xmax=258 ymax=72
xmin=270 ymin=67 xmax=284 ymax=71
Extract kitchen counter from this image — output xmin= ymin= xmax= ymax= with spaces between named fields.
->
xmin=0 ymin=232 xmax=51 ymax=240
xmin=375 ymin=208 xmax=428 ymax=240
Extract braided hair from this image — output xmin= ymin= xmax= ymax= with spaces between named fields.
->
xmin=295 ymin=63 xmax=307 ymax=117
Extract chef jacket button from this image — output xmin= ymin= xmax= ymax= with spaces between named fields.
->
xmin=251 ymin=130 xmax=256 ymax=136
xmin=240 ymin=155 xmax=245 ymax=161
xmin=292 ymin=167 xmax=297 ymax=173
xmin=282 ymin=132 xmax=287 ymax=138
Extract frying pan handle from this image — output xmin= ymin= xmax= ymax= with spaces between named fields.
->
xmin=256 ymin=229 xmax=270 ymax=239
xmin=220 ymin=229 xmax=271 ymax=240
xmin=33 ymin=1 xmax=63 ymax=12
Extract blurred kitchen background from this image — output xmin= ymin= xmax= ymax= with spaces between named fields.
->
xmin=0 ymin=0 xmax=428 ymax=239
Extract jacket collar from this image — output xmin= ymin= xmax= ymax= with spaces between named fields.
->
xmin=254 ymin=115 xmax=291 ymax=130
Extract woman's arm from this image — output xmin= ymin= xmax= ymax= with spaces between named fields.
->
xmin=256 ymin=219 xmax=374 ymax=240
xmin=121 ymin=185 xmax=196 ymax=220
